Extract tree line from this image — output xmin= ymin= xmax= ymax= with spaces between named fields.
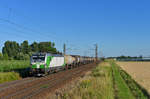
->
xmin=107 ymin=55 xmax=143 ymax=60
xmin=0 ymin=40 xmax=60 ymax=60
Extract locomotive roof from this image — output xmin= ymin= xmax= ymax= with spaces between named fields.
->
xmin=32 ymin=53 xmax=46 ymax=56
xmin=32 ymin=53 xmax=64 ymax=57
xmin=47 ymin=53 xmax=64 ymax=57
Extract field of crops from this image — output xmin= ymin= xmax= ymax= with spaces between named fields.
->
xmin=0 ymin=60 xmax=30 ymax=72
xmin=117 ymin=62 xmax=150 ymax=94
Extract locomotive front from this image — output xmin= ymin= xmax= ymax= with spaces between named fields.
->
xmin=30 ymin=53 xmax=47 ymax=76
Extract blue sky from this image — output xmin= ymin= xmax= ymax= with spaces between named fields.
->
xmin=0 ymin=0 xmax=150 ymax=57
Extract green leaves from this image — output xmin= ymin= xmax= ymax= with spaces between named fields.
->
xmin=2 ymin=41 xmax=20 ymax=59
xmin=1 ymin=41 xmax=58 ymax=60
xmin=21 ymin=40 xmax=31 ymax=54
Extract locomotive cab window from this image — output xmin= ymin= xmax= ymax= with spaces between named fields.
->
xmin=32 ymin=56 xmax=45 ymax=62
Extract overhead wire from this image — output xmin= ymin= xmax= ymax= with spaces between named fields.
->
xmin=0 ymin=4 xmax=66 ymax=43
xmin=0 ymin=18 xmax=56 ymax=39
xmin=0 ymin=22 xmax=50 ymax=41
xmin=0 ymin=5 xmax=96 ymax=56
xmin=1 ymin=5 xmax=72 ymax=43
xmin=0 ymin=3 xmax=66 ymax=43
xmin=0 ymin=17 xmax=66 ymax=51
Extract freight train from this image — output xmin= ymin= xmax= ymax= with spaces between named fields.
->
xmin=29 ymin=53 xmax=96 ymax=76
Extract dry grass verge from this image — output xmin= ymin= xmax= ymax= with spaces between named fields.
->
xmin=55 ymin=62 xmax=114 ymax=99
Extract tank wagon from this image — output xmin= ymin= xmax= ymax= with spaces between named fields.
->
xmin=30 ymin=53 xmax=95 ymax=76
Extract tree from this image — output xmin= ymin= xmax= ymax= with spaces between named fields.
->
xmin=24 ymin=54 xmax=30 ymax=60
xmin=21 ymin=40 xmax=31 ymax=54
xmin=2 ymin=41 xmax=20 ymax=59
xmin=139 ymin=55 xmax=143 ymax=59
xmin=30 ymin=42 xmax=39 ymax=52
xmin=1 ymin=41 xmax=59 ymax=60
xmin=3 ymin=53 xmax=8 ymax=60
xmin=0 ymin=52 xmax=3 ymax=60
xmin=38 ymin=42 xmax=57 ymax=53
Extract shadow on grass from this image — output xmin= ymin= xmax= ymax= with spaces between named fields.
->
xmin=2 ymin=68 xmax=30 ymax=78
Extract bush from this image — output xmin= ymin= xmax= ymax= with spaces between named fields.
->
xmin=0 ymin=72 xmax=21 ymax=84
xmin=91 ymin=67 xmax=105 ymax=77
xmin=0 ymin=60 xmax=30 ymax=72
xmin=16 ymin=53 xmax=30 ymax=60
xmin=0 ymin=53 xmax=3 ymax=60
xmin=80 ymin=80 xmax=91 ymax=88
xmin=3 ymin=54 xmax=8 ymax=60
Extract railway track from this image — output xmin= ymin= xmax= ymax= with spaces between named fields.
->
xmin=0 ymin=62 xmax=98 ymax=99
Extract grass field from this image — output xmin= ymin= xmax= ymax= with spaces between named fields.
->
xmin=117 ymin=62 xmax=150 ymax=95
xmin=0 ymin=72 xmax=21 ymax=83
xmin=112 ymin=61 xmax=148 ymax=99
xmin=0 ymin=60 xmax=30 ymax=72
xmin=0 ymin=60 xmax=30 ymax=84
xmin=111 ymin=62 xmax=134 ymax=99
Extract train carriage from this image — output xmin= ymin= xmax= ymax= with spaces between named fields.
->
xmin=64 ymin=55 xmax=76 ymax=69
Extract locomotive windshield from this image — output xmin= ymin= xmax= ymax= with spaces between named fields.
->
xmin=32 ymin=55 xmax=45 ymax=62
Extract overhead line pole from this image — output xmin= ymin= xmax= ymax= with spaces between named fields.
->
xmin=95 ymin=44 xmax=98 ymax=61
xmin=63 ymin=43 xmax=66 ymax=55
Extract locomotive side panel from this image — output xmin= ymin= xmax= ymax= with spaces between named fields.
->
xmin=49 ymin=57 xmax=65 ymax=67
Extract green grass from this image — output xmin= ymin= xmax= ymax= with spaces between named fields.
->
xmin=0 ymin=72 xmax=21 ymax=84
xmin=111 ymin=61 xmax=134 ymax=99
xmin=0 ymin=60 xmax=30 ymax=83
xmin=116 ymin=63 xmax=149 ymax=99
xmin=41 ymin=84 xmax=49 ymax=88
xmin=120 ymin=69 xmax=148 ymax=99
xmin=0 ymin=60 xmax=30 ymax=72
xmin=53 ymin=60 xmax=149 ymax=99
xmin=61 ymin=62 xmax=114 ymax=99
xmin=111 ymin=61 xmax=149 ymax=99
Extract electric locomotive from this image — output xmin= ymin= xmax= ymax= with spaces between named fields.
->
xmin=30 ymin=53 xmax=96 ymax=76
xmin=30 ymin=53 xmax=65 ymax=76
